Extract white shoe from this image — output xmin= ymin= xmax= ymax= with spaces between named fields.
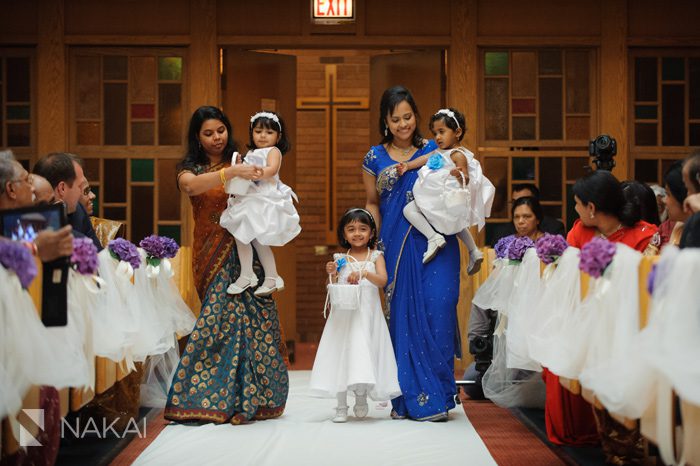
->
xmin=422 ymin=234 xmax=446 ymax=264
xmin=332 ymin=406 xmax=348 ymax=423
xmin=226 ymin=275 xmax=258 ymax=295
xmin=353 ymin=392 xmax=368 ymax=418
xmin=467 ymin=248 xmax=484 ymax=275
xmin=253 ymin=276 xmax=285 ymax=297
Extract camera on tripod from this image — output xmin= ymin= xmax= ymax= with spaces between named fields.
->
xmin=589 ymin=134 xmax=617 ymax=171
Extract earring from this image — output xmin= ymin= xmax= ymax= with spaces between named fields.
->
xmin=589 ymin=212 xmax=595 ymax=219
xmin=198 ymin=141 xmax=202 ymax=151
xmin=384 ymin=127 xmax=388 ymax=137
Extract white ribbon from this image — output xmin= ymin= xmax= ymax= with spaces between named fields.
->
xmin=115 ymin=260 xmax=134 ymax=281
xmin=146 ymin=258 xmax=173 ymax=279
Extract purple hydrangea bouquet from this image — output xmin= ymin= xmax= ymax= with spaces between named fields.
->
xmin=578 ymin=237 xmax=616 ymax=278
xmin=0 ymin=239 xmax=37 ymax=288
xmin=71 ymin=237 xmax=99 ymax=275
xmin=139 ymin=235 xmax=179 ymax=278
xmin=535 ymin=233 xmax=569 ymax=265
xmin=507 ymin=235 xmax=535 ymax=263
xmin=494 ymin=235 xmax=516 ymax=259
xmin=108 ymin=237 xmax=141 ymax=272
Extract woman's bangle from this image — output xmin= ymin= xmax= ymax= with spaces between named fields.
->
xmin=219 ymin=168 xmax=227 ymax=186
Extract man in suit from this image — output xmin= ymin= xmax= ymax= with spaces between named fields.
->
xmin=33 ymin=152 xmax=102 ymax=250
xmin=487 ymin=183 xmax=566 ymax=246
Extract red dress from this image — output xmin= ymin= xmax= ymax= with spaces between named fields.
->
xmin=543 ymin=219 xmax=658 ymax=445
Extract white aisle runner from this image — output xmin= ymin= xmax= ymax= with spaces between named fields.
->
xmin=133 ymin=370 xmax=496 ymax=466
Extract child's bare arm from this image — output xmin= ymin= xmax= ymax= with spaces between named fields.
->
xmin=260 ymin=147 xmax=282 ymax=179
xmin=397 ymin=154 xmax=430 ymax=176
xmin=449 ymin=150 xmax=470 ymax=183
xmin=362 ymin=254 xmax=388 ymax=288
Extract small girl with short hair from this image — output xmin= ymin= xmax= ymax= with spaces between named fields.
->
xmin=219 ymin=111 xmax=301 ymax=296
xmin=397 ymin=108 xmax=495 ymax=274
xmin=309 ymin=208 xmax=401 ymax=423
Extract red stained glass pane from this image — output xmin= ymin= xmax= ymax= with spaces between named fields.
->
xmin=512 ymin=98 xmax=535 ymax=114
xmin=131 ymin=104 xmax=155 ymax=119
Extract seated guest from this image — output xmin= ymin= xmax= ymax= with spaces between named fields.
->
xmin=33 ymin=152 xmax=102 ymax=250
xmin=680 ymin=150 xmax=700 ymax=248
xmin=621 ymin=180 xmax=661 ymax=226
xmin=463 ymin=196 xmax=545 ymax=399
xmin=32 ymin=174 xmax=57 ymax=205
xmin=489 ymin=183 xmax=565 ymax=245
xmin=659 ymin=161 xmax=689 ymax=248
xmin=0 ymin=151 xmax=73 ymax=262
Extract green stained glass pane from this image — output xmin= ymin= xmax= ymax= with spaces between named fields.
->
xmin=158 ymin=57 xmax=183 ymax=81
xmin=485 ymin=52 xmax=508 ymax=76
xmin=6 ymin=105 xmax=30 ymax=120
xmin=131 ymin=158 xmax=154 ymax=182
xmin=662 ymin=57 xmax=684 ymax=81
xmin=635 ymin=105 xmax=657 ymax=120
xmin=512 ymin=157 xmax=535 ymax=180
xmin=158 ymin=225 xmax=181 ymax=245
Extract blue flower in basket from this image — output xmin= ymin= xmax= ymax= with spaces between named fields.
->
xmin=427 ymin=154 xmax=444 ymax=170
xmin=336 ymin=257 xmax=347 ymax=272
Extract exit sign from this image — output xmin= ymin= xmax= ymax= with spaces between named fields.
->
xmin=313 ymin=0 xmax=354 ymax=21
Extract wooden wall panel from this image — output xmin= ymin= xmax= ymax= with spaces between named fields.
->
xmin=477 ymin=0 xmax=601 ymax=37
xmin=628 ymin=0 xmax=700 ymax=38
xmin=365 ymin=0 xmax=449 ymax=36
xmin=0 ymin=0 xmax=38 ymax=36
xmin=217 ymin=0 xmax=303 ymax=36
xmin=64 ymin=0 xmax=189 ymax=35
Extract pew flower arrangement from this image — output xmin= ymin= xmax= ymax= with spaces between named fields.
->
xmin=139 ymin=235 xmax=179 ymax=278
xmin=578 ymin=237 xmax=616 ymax=278
xmin=0 ymin=239 xmax=37 ymax=288
xmin=507 ymin=235 xmax=535 ymax=263
xmin=71 ymin=237 xmax=99 ymax=275
xmin=646 ymin=263 xmax=657 ymax=296
xmin=535 ymin=233 xmax=569 ymax=265
xmin=494 ymin=235 xmax=516 ymax=259
xmin=108 ymin=238 xmax=141 ymax=276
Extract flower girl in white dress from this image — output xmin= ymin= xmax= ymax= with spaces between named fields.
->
xmin=219 ymin=111 xmax=301 ymax=296
xmin=397 ymin=108 xmax=495 ymax=273
xmin=309 ymin=208 xmax=401 ymax=423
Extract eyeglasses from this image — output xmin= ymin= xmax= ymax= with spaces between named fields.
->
xmin=82 ymin=186 xmax=93 ymax=196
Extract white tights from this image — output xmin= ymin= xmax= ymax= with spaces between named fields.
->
xmin=403 ymin=200 xmax=478 ymax=252
xmin=234 ymin=238 xmax=278 ymax=286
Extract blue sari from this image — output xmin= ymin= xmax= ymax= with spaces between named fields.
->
xmin=363 ymin=142 xmax=460 ymax=420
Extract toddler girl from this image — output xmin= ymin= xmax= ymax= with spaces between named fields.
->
xmin=397 ymin=108 xmax=495 ymax=274
xmin=309 ymin=208 xmax=401 ymax=422
xmin=219 ymin=111 xmax=300 ymax=296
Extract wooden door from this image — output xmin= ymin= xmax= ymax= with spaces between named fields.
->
xmin=222 ymin=49 xmax=298 ymax=342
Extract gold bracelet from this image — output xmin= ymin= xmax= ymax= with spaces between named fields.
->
xmin=219 ymin=168 xmax=227 ymax=186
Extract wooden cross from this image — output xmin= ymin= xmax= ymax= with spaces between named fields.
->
xmin=297 ymin=64 xmax=369 ymax=243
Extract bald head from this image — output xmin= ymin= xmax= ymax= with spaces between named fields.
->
xmin=32 ymin=174 xmax=56 ymax=205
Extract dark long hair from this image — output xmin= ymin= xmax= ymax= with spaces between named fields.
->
xmin=246 ymin=110 xmax=291 ymax=155
xmin=378 ymin=86 xmax=425 ymax=148
xmin=336 ymin=208 xmax=377 ymax=249
xmin=572 ymin=170 xmax=640 ymax=227
xmin=178 ymin=106 xmax=237 ymax=172
xmin=621 ymin=180 xmax=661 ymax=226
xmin=664 ymin=160 xmax=687 ymax=204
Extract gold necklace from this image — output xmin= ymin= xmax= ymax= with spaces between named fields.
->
xmin=390 ymin=143 xmax=414 ymax=157
xmin=600 ymin=223 xmax=623 ymax=239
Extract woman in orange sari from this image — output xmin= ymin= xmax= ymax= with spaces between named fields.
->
xmin=544 ymin=170 xmax=657 ymax=462
xmin=164 ymin=106 xmax=289 ymax=425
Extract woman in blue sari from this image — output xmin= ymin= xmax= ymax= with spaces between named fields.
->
xmin=362 ymin=86 xmax=460 ymax=421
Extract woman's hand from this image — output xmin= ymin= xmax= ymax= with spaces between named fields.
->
xmin=229 ymin=164 xmax=263 ymax=181
xmin=325 ymin=261 xmax=338 ymax=277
